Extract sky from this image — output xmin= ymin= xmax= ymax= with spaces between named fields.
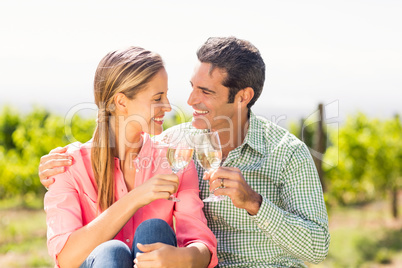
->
xmin=1 ymin=0 xmax=401 ymax=128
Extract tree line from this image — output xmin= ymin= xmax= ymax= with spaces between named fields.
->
xmin=0 ymin=105 xmax=400 ymax=217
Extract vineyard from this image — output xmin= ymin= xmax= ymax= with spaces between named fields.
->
xmin=0 ymin=104 xmax=401 ymax=267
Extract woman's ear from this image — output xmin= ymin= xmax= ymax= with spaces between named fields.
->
xmin=114 ymin=93 xmax=128 ymax=114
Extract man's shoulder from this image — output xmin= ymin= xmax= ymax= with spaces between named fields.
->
xmin=251 ymin=114 xmax=312 ymax=169
xmin=253 ymin=114 xmax=302 ymax=149
xmin=250 ymin=116 xmax=305 ymax=160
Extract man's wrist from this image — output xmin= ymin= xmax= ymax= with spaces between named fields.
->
xmin=246 ymin=193 xmax=262 ymax=216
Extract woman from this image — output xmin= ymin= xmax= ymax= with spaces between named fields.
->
xmin=44 ymin=47 xmax=217 ymax=268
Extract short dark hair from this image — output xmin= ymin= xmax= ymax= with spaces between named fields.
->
xmin=196 ymin=36 xmax=265 ymax=108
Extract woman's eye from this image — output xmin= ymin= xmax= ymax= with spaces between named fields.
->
xmin=154 ymin=97 xmax=162 ymax=101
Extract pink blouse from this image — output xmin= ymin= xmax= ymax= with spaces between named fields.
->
xmin=44 ymin=133 xmax=217 ymax=267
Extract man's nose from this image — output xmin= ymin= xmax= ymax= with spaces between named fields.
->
xmin=187 ymin=89 xmax=198 ymax=106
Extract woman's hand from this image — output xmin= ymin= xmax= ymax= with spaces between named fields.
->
xmin=134 ymin=243 xmax=179 ymax=268
xmin=134 ymin=174 xmax=179 ymax=207
xmin=134 ymin=242 xmax=211 ymax=268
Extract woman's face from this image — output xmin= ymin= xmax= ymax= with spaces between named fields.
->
xmin=125 ymin=68 xmax=171 ymax=136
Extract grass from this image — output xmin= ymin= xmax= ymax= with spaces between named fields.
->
xmin=308 ymin=198 xmax=402 ymax=268
xmin=313 ymin=226 xmax=402 ymax=268
xmin=0 ymin=196 xmax=53 ymax=267
xmin=0 ymin=195 xmax=401 ymax=267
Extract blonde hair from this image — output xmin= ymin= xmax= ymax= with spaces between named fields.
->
xmin=91 ymin=46 xmax=164 ymax=211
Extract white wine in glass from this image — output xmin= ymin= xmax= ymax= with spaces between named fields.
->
xmin=194 ymin=131 xmax=226 ymax=202
xmin=195 ymin=150 xmax=222 ymax=171
xmin=158 ymin=129 xmax=194 ymax=202
xmin=167 ymin=147 xmax=194 ymax=174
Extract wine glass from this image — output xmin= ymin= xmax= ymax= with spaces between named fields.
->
xmin=193 ymin=131 xmax=226 ymax=202
xmin=156 ymin=129 xmax=194 ymax=202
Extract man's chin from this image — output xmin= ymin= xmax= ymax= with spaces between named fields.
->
xmin=191 ymin=118 xmax=211 ymax=130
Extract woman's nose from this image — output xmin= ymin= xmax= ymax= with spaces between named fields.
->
xmin=163 ymin=99 xmax=172 ymax=112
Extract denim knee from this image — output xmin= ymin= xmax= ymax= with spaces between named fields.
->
xmin=133 ymin=218 xmax=177 ymax=257
xmin=80 ymin=240 xmax=132 ymax=268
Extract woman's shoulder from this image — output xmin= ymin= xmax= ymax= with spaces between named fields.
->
xmin=63 ymin=141 xmax=92 ymax=173
xmin=65 ymin=141 xmax=91 ymax=157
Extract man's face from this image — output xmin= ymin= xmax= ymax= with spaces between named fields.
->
xmin=187 ymin=62 xmax=239 ymax=131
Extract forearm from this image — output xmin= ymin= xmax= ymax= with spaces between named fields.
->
xmin=262 ymin=145 xmax=330 ymax=263
xmin=183 ymin=243 xmax=211 ymax=268
xmin=57 ymin=191 xmax=141 ymax=267
xmin=250 ymin=196 xmax=330 ymax=263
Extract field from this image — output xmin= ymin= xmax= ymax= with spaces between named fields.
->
xmin=0 ymin=195 xmax=401 ymax=268
xmin=309 ymin=196 xmax=402 ymax=268
xmin=0 ymin=197 xmax=52 ymax=267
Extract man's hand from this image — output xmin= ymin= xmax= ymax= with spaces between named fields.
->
xmin=39 ymin=147 xmax=73 ymax=188
xmin=204 ymin=167 xmax=262 ymax=215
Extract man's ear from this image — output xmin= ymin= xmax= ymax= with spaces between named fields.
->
xmin=114 ymin=93 xmax=128 ymax=114
xmin=237 ymin=87 xmax=254 ymax=108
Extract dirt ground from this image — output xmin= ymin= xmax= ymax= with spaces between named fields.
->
xmin=0 ymin=196 xmax=401 ymax=268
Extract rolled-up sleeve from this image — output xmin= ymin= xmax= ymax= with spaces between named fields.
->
xmin=174 ymin=161 xmax=218 ymax=268
xmin=44 ymin=170 xmax=83 ymax=263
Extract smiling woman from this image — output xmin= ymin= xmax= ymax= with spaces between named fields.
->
xmin=43 ymin=46 xmax=217 ymax=268
xmin=121 ymin=68 xmax=170 ymax=136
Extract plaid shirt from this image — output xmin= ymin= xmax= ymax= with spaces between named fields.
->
xmin=170 ymin=111 xmax=330 ymax=267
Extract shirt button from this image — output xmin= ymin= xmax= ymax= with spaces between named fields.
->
xmin=212 ymin=216 xmax=218 ymax=221
xmin=126 ymin=239 xmax=130 ymax=243
xmin=264 ymin=222 xmax=269 ymax=227
xmin=136 ymin=169 xmax=139 ymax=172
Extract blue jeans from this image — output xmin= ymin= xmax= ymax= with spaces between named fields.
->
xmin=80 ymin=219 xmax=177 ymax=268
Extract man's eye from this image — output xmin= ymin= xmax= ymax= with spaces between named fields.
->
xmin=154 ymin=97 xmax=162 ymax=101
xmin=202 ymin=90 xmax=210 ymax=95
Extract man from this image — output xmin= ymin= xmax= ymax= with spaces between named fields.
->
xmin=39 ymin=36 xmax=330 ymax=267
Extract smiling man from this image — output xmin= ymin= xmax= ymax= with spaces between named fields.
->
xmin=39 ymin=37 xmax=330 ymax=267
